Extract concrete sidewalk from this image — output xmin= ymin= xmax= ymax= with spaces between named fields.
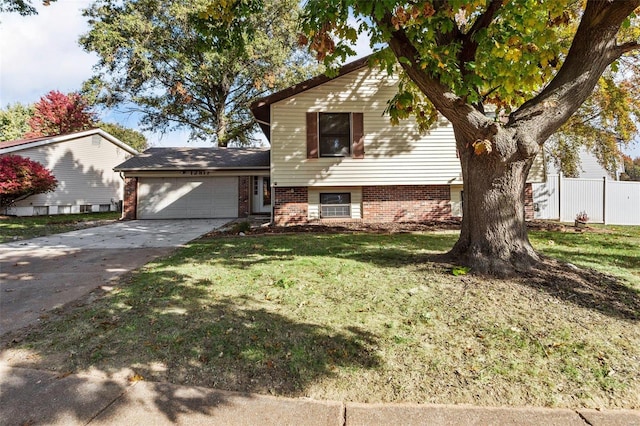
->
xmin=0 ymin=364 xmax=637 ymax=426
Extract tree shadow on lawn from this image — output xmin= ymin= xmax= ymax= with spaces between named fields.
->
xmin=518 ymin=255 xmax=640 ymax=322
xmin=193 ymin=232 xmax=640 ymax=323
xmin=0 ymin=269 xmax=380 ymax=424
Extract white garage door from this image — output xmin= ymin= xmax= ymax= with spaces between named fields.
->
xmin=137 ymin=177 xmax=238 ymax=219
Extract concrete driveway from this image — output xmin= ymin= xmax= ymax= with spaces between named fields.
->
xmin=0 ymin=219 xmax=229 ymax=336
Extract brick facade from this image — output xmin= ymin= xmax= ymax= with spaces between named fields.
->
xmin=273 ymin=187 xmax=309 ymax=225
xmin=362 ymin=185 xmax=452 ymax=222
xmin=238 ymin=176 xmax=250 ymax=217
xmin=273 ymin=184 xmax=453 ymax=225
xmin=121 ymin=177 xmax=138 ymax=220
xmin=524 ymin=183 xmax=534 ymax=220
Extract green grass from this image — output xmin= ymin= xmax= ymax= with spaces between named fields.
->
xmin=4 ymin=226 xmax=639 ymax=409
xmin=0 ymin=212 xmax=120 ymax=243
xmin=530 ymin=225 xmax=640 ymax=286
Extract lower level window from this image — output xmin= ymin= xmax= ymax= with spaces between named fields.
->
xmin=80 ymin=204 xmax=92 ymax=213
xmin=33 ymin=206 xmax=49 ymax=216
xmin=320 ymin=193 xmax=351 ymax=218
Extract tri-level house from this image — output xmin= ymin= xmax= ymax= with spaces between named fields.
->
xmin=115 ymin=56 xmax=542 ymax=223
xmin=251 ymin=56 xmax=541 ymax=225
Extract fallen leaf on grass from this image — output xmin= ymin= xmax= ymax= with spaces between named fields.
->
xmin=452 ymin=266 xmax=471 ymax=276
xmin=128 ymin=373 xmax=144 ymax=383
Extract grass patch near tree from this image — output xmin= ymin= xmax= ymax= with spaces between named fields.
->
xmin=530 ymin=225 xmax=640 ymax=286
xmin=2 ymin=227 xmax=638 ymax=408
xmin=0 ymin=212 xmax=119 ymax=243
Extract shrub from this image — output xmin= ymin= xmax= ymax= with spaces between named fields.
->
xmin=0 ymin=155 xmax=58 ymax=208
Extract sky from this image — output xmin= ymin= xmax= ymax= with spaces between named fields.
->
xmin=0 ymin=1 xmax=204 ymax=147
xmin=0 ymin=1 xmax=639 ymax=157
xmin=0 ymin=1 xmax=371 ymax=148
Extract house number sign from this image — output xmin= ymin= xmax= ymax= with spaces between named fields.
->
xmin=181 ymin=170 xmax=212 ymax=176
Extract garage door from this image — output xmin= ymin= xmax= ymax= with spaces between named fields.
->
xmin=137 ymin=177 xmax=238 ymax=219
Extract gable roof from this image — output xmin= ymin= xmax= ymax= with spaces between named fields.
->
xmin=114 ymin=147 xmax=270 ymax=171
xmin=0 ymin=128 xmax=139 ymax=155
xmin=250 ymin=55 xmax=373 ymax=140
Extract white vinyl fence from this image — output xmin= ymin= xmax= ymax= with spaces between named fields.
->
xmin=533 ymin=174 xmax=640 ymax=225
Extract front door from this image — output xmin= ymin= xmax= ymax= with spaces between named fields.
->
xmin=252 ymin=176 xmax=271 ymax=214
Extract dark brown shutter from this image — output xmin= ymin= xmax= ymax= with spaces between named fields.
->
xmin=352 ymin=112 xmax=364 ymax=159
xmin=306 ymin=112 xmax=318 ymax=159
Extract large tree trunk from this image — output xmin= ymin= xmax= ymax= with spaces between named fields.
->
xmin=448 ymin=128 xmax=539 ymax=276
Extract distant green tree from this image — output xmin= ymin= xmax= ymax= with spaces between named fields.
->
xmin=98 ymin=122 xmax=148 ymax=152
xmin=81 ymin=0 xmax=319 ymax=146
xmin=0 ymin=103 xmax=33 ymax=141
xmin=621 ymin=154 xmax=640 ymax=181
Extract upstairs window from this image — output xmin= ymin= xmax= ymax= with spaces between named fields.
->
xmin=307 ymin=112 xmax=364 ymax=159
xmin=319 ymin=113 xmax=351 ymax=157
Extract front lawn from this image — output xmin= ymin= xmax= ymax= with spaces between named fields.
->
xmin=2 ymin=226 xmax=638 ymax=408
xmin=0 ymin=212 xmax=120 ymax=243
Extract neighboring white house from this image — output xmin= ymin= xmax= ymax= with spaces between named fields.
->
xmin=0 ymin=129 xmax=138 ymax=216
xmin=251 ymin=56 xmax=544 ymax=225
xmin=546 ymin=147 xmax=622 ymax=180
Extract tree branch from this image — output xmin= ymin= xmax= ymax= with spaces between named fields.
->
xmin=613 ymin=41 xmax=640 ymax=57
xmin=458 ymin=0 xmax=503 ymax=64
xmin=510 ymin=0 xmax=640 ymax=142
xmin=375 ymin=12 xmax=475 ymax=126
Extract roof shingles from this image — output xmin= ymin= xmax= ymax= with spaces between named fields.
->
xmin=114 ymin=147 xmax=270 ymax=171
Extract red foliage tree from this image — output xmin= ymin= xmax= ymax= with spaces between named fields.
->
xmin=25 ymin=90 xmax=96 ymax=138
xmin=0 ymin=155 xmax=58 ymax=209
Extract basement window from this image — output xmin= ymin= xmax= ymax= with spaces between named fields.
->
xmin=33 ymin=206 xmax=49 ymax=216
xmin=320 ymin=193 xmax=351 ymax=218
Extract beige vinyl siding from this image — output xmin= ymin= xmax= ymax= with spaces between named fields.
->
xmin=450 ymin=185 xmax=464 ymax=217
xmin=10 ymin=134 xmax=132 ymax=207
xmin=270 ymin=66 xmax=544 ymax=186
xmin=271 ymin=66 xmax=462 ymax=187
xmin=308 ymin=187 xmax=362 ymax=220
xmin=529 ymin=152 xmax=545 ymax=183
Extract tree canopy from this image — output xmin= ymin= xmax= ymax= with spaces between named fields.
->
xmin=551 ymin=62 xmax=640 ymax=177
xmin=98 ymin=122 xmax=148 ymax=152
xmin=81 ymin=0 xmax=319 ymax=147
xmin=26 ymin=90 xmax=97 ymax=138
xmin=0 ymin=103 xmax=33 ymax=141
xmin=0 ymin=0 xmax=55 ymax=16
xmin=0 ymin=93 xmax=149 ymax=151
